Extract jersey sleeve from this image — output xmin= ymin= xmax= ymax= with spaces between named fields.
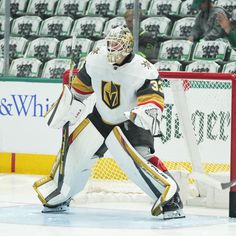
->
xmin=71 ymin=63 xmax=94 ymax=101
xmin=136 ymin=74 xmax=164 ymax=112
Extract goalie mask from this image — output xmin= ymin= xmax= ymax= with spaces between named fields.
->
xmin=105 ymin=26 xmax=134 ymax=64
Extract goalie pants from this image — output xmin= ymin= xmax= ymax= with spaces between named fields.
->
xmin=88 ymin=106 xmax=155 ymax=155
xmin=91 ymin=107 xmax=179 ymax=190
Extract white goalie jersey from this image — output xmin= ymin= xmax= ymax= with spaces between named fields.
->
xmin=71 ymin=46 xmax=164 ymax=125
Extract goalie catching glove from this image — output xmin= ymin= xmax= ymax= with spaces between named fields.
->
xmin=124 ymin=104 xmax=162 ymax=137
xmin=45 ymin=85 xmax=85 ymax=129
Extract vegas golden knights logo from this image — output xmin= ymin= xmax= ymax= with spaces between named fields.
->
xmin=102 ymin=81 xmax=120 ymax=109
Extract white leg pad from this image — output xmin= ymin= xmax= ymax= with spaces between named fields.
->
xmin=105 ymin=126 xmax=177 ymax=203
xmin=34 ymin=118 xmax=104 ymax=206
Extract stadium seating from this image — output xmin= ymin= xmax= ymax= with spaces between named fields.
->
xmin=11 ymin=16 xmax=42 ymax=37
xmin=229 ymin=48 xmax=236 ymax=61
xmin=185 ymin=60 xmax=220 ymax=72
xmin=55 ymin=0 xmax=89 ymax=17
xmin=178 ymin=0 xmax=198 ymax=17
xmin=148 ymin=0 xmax=182 ymax=16
xmin=41 ymin=58 xmax=71 ymax=78
xmin=26 ymin=0 xmax=58 ymax=17
xmin=71 ymin=16 xmax=106 ymax=39
xmin=222 ymin=62 xmax=236 ymax=73
xmin=171 ymin=17 xmax=195 ymax=39
xmin=0 ymin=0 xmax=235 ymax=77
xmin=24 ymin=37 xmax=59 ymax=62
xmin=0 ymin=15 xmax=12 ymax=38
xmin=140 ymin=16 xmax=172 ymax=38
xmin=0 ymin=37 xmax=28 ymax=60
xmin=86 ymin=0 xmax=119 ymax=17
xmin=58 ymin=37 xmax=93 ymax=64
xmin=9 ymin=58 xmax=42 ymax=77
xmin=158 ymin=39 xmax=193 ymax=61
xmin=39 ymin=16 xmax=73 ymax=38
xmin=117 ymin=0 xmax=150 ymax=15
xmin=0 ymin=58 xmax=4 ymax=75
xmin=154 ymin=60 xmax=182 ymax=71
xmin=192 ymin=40 xmax=228 ymax=62
xmin=0 ymin=0 xmax=29 ymax=16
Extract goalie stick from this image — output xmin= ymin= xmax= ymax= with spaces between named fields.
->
xmin=45 ymin=36 xmax=77 ymax=201
xmin=58 ymin=35 xmax=77 ymax=184
xmin=190 ymin=171 xmax=236 ymax=191
xmin=169 ymin=80 xmax=236 ymax=194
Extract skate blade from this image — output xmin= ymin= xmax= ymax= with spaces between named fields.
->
xmin=163 ymin=209 xmax=185 ymax=220
xmin=42 ymin=206 xmax=69 ymax=214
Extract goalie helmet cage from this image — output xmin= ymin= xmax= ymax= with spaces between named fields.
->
xmin=73 ymin=71 xmax=236 ymax=218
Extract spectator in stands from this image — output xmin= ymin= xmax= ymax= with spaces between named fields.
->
xmin=216 ymin=10 xmax=236 ymax=48
xmin=188 ymin=0 xmax=227 ymax=42
xmin=124 ymin=9 xmax=158 ymax=62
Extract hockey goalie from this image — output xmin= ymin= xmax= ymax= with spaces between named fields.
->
xmin=33 ymin=25 xmax=185 ymax=220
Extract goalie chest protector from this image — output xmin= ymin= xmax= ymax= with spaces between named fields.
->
xmin=85 ymin=47 xmax=159 ymax=124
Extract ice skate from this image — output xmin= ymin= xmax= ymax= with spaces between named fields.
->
xmin=42 ymin=198 xmax=71 ymax=213
xmin=162 ymin=193 xmax=185 ymax=220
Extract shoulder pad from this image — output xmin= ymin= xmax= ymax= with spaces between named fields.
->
xmin=139 ymin=58 xmax=158 ymax=79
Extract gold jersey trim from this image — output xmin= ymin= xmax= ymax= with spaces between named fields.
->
xmin=72 ymin=76 xmax=94 ymax=94
xmin=137 ymin=93 xmax=164 ymax=109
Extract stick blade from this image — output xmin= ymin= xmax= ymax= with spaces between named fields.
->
xmin=221 ymin=179 xmax=236 ymax=190
xmin=191 ymin=172 xmax=236 ymax=190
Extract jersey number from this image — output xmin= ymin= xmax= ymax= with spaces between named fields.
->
xmin=150 ymin=80 xmax=163 ymax=92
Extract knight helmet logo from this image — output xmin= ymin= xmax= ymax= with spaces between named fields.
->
xmin=102 ymin=81 xmax=120 ymax=109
